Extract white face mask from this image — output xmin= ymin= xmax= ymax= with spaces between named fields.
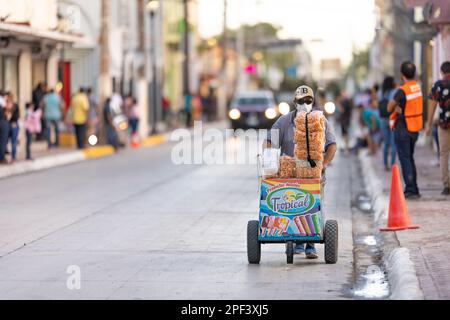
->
xmin=296 ymin=103 xmax=313 ymax=113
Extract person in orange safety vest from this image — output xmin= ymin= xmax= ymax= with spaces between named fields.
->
xmin=387 ymin=61 xmax=423 ymax=199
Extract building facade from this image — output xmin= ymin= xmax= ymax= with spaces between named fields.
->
xmin=0 ymin=0 xmax=85 ymax=143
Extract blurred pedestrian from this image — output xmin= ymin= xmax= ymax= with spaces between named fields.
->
xmin=162 ymin=95 xmax=171 ymax=123
xmin=125 ymin=95 xmax=139 ymax=136
xmin=379 ymin=76 xmax=398 ymax=171
xmin=426 ymin=61 xmax=450 ymax=195
xmin=0 ymin=90 xmax=9 ymax=164
xmin=430 ymin=106 xmax=440 ymax=167
xmin=43 ymin=88 xmax=63 ymax=149
xmin=371 ymin=83 xmax=380 ymax=106
xmin=32 ymin=82 xmax=46 ymax=111
xmin=70 ymin=87 xmax=90 ymax=149
xmin=350 ymin=104 xmax=370 ymax=154
xmin=362 ymin=97 xmax=381 ymax=155
xmin=87 ymin=88 xmax=99 ymax=137
xmin=33 ymin=82 xmax=47 ymax=140
xmin=337 ymin=91 xmax=352 ymax=154
xmin=192 ymin=93 xmax=203 ymax=121
xmin=184 ymin=94 xmax=193 ymax=127
xmin=388 ymin=61 xmax=423 ymax=199
xmin=5 ymin=92 xmax=20 ymax=163
xmin=103 ymin=98 xmax=119 ymax=150
xmin=315 ymin=88 xmax=326 ymax=113
xmin=24 ymin=102 xmax=42 ymax=160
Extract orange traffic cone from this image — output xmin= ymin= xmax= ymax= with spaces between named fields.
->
xmin=380 ymin=164 xmax=420 ymax=231
xmin=131 ymin=133 xmax=141 ymax=149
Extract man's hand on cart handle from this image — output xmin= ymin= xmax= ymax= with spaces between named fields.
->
xmin=323 ymin=144 xmax=337 ymax=169
xmin=262 ymin=140 xmax=272 ymax=149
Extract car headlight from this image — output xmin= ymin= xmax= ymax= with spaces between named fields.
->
xmin=265 ymin=108 xmax=277 ymax=120
xmin=229 ymin=108 xmax=241 ymax=120
xmin=324 ymin=102 xmax=336 ymax=115
xmin=278 ymin=102 xmax=290 ymax=115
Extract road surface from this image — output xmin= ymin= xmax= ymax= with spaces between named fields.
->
xmin=0 ymin=133 xmax=355 ymax=299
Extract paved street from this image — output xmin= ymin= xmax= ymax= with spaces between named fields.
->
xmin=0 ymin=134 xmax=354 ymax=299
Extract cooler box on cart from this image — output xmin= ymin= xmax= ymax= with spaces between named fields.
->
xmin=259 ymin=178 xmax=323 ymax=242
xmin=247 ymin=176 xmax=338 ymax=265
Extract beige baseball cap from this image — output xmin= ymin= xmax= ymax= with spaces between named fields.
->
xmin=294 ymin=85 xmax=314 ymax=101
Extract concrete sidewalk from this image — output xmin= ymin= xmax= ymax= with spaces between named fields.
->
xmin=363 ymin=141 xmax=450 ymax=299
xmin=0 ymin=121 xmax=227 ymax=180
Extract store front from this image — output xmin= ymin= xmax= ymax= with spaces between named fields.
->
xmin=0 ymin=22 xmax=85 ymax=143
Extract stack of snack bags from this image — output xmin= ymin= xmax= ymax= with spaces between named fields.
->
xmin=293 ymin=111 xmax=326 ymax=179
xmin=278 ymin=156 xmax=297 ymax=178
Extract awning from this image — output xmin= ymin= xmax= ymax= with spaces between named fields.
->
xmin=0 ymin=22 xmax=88 ymax=44
xmin=428 ymin=0 xmax=450 ymax=24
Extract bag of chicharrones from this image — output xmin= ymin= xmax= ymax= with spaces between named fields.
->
xmin=295 ymin=159 xmax=323 ymax=179
xmin=294 ymin=111 xmax=326 ymax=162
xmin=294 ymin=131 xmax=325 ymax=152
xmin=278 ymin=155 xmax=297 ymax=179
xmin=294 ymin=148 xmax=324 ymax=162
xmin=261 ymin=148 xmax=280 ymax=178
xmin=294 ymin=134 xmax=325 ymax=160
xmin=294 ymin=111 xmax=326 ymax=133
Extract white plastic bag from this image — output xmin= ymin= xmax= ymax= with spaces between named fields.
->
xmin=261 ymin=148 xmax=281 ymax=177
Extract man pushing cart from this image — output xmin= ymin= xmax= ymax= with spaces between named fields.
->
xmin=247 ymin=85 xmax=338 ymax=264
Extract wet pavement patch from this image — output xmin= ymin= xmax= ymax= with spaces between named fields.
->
xmin=353 ymin=264 xmax=389 ymax=299
xmin=347 ymin=156 xmax=390 ymax=299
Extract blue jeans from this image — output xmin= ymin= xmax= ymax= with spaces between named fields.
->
xmin=381 ymin=118 xmax=396 ymax=167
xmin=46 ymin=120 xmax=60 ymax=148
xmin=8 ymin=124 xmax=19 ymax=160
xmin=0 ymin=120 xmax=9 ymax=161
xmin=128 ymin=118 xmax=139 ymax=135
xmin=394 ymin=122 xmax=419 ymax=194
xmin=106 ymin=124 xmax=119 ymax=149
xmin=295 ymin=243 xmax=316 ymax=253
xmin=26 ymin=130 xmax=33 ymax=159
xmin=433 ymin=124 xmax=439 ymax=160
xmin=74 ymin=124 xmax=87 ymax=149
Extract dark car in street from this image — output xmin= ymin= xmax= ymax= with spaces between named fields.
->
xmin=228 ymin=91 xmax=284 ymax=129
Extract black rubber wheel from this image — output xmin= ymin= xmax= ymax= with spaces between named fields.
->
xmin=286 ymin=241 xmax=294 ymax=264
xmin=247 ymin=220 xmax=261 ymax=264
xmin=324 ymin=220 xmax=338 ymax=264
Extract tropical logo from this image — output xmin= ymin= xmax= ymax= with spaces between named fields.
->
xmin=267 ymin=187 xmax=315 ymax=214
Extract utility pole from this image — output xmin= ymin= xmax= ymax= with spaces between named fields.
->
xmin=217 ymin=0 xmax=228 ymax=120
xmin=99 ymin=0 xmax=112 ymax=105
xmin=149 ymin=2 xmax=159 ymax=134
xmin=98 ymin=0 xmax=112 ymax=144
xmin=183 ymin=0 xmax=191 ymax=126
xmin=235 ymin=26 xmax=245 ymax=94
xmin=137 ymin=0 xmax=146 ymax=78
xmin=137 ymin=0 xmax=149 ymax=138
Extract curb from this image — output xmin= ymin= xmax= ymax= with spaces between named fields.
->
xmin=0 ymin=151 xmax=85 ymax=179
xmin=384 ymin=247 xmax=424 ymax=300
xmin=82 ymin=146 xmax=116 ymax=159
xmin=0 ymin=121 xmax=227 ymax=180
xmin=358 ymin=151 xmax=424 ymax=300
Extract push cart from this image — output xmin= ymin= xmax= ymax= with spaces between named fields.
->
xmin=247 ymin=158 xmax=338 ymax=265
